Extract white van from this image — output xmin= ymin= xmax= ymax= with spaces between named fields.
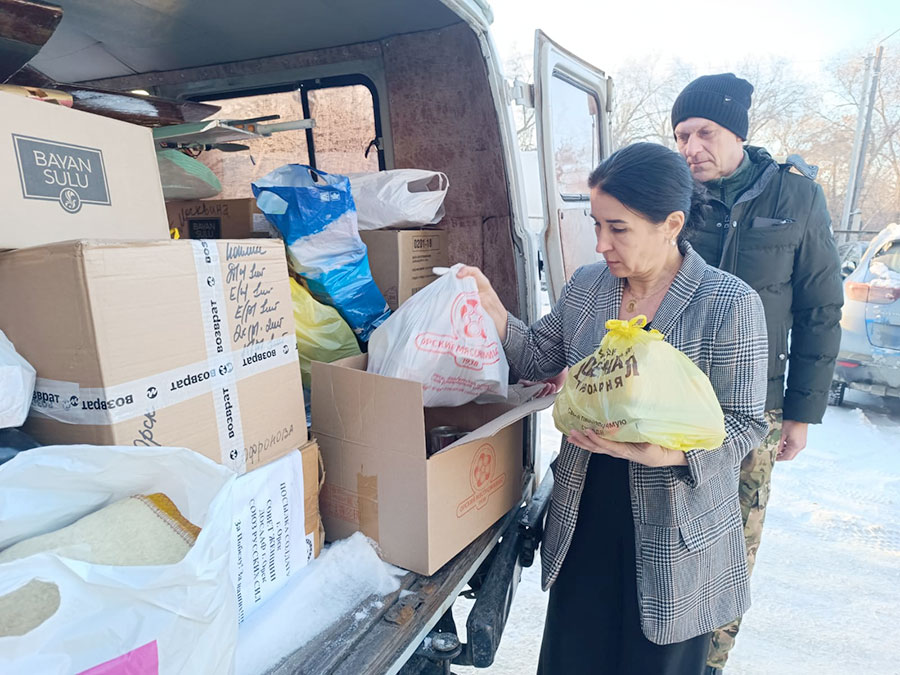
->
xmin=25 ymin=1 xmax=612 ymax=671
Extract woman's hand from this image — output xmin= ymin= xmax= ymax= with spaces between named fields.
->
xmin=567 ymin=429 xmax=688 ymax=468
xmin=456 ymin=266 xmax=509 ymax=341
xmin=519 ymin=368 xmax=568 ymax=397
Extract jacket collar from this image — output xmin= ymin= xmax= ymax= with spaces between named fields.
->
xmin=733 ymin=145 xmax=780 ymax=209
xmin=704 ymin=145 xmax=779 ymax=212
xmin=595 ymin=242 xmax=708 ymax=341
xmin=652 ymin=242 xmax=708 ymax=337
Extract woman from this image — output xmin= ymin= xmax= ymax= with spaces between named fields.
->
xmin=459 ymin=143 xmax=768 ymax=674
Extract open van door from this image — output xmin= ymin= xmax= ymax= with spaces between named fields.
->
xmin=534 ymin=30 xmax=612 ymax=303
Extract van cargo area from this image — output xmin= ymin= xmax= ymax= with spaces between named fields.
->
xmin=0 ymin=0 xmax=613 ymax=673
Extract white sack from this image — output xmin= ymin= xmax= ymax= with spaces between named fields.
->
xmin=0 ymin=445 xmax=237 ymax=675
xmin=0 ymin=329 xmax=35 ymax=429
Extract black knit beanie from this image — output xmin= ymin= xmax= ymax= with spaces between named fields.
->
xmin=671 ymin=73 xmax=754 ymax=140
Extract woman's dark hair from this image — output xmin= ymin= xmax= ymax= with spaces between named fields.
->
xmin=587 ymin=142 xmax=708 ymax=243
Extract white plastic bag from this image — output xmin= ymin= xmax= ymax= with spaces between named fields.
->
xmin=0 ymin=329 xmax=35 ymax=429
xmin=0 ymin=445 xmax=237 ymax=675
xmin=253 ymin=165 xmax=390 ymax=341
xmin=367 ymin=264 xmax=508 ymax=406
xmin=349 ymin=169 xmax=449 ymax=230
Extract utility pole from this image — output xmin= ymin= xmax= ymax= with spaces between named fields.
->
xmin=841 ymin=27 xmax=899 ymax=242
xmin=840 ymin=54 xmax=874 ymax=241
xmin=848 ymin=46 xmax=884 ymax=239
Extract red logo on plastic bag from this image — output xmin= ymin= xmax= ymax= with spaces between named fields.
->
xmin=457 ymin=444 xmax=506 ymax=517
xmin=415 ymin=292 xmax=500 ymax=371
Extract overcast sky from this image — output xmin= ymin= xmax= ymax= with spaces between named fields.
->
xmin=487 ymin=0 xmax=900 ymax=77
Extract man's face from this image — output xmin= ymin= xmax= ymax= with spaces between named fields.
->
xmin=674 ymin=117 xmax=745 ymax=182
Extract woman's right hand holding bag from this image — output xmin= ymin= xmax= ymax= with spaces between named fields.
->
xmin=456 ymin=266 xmax=509 ymax=341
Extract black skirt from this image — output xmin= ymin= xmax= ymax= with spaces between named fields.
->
xmin=537 ymin=453 xmax=710 ymax=675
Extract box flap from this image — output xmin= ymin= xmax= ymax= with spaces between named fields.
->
xmin=433 ymin=393 xmax=556 ymax=455
xmin=311 ymin=355 xmax=427 ymax=458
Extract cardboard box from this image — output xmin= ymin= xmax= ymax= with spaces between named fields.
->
xmin=359 ymin=228 xmax=447 ymax=310
xmin=166 ymin=198 xmax=273 ymax=240
xmin=0 ymin=239 xmax=306 ymax=474
xmin=311 ymin=355 xmax=551 ymax=575
xmin=0 ymin=93 xmax=169 ymax=249
xmin=231 ymin=439 xmax=323 ymax=623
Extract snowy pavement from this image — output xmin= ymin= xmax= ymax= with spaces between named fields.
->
xmin=455 ymin=389 xmax=900 ymax=675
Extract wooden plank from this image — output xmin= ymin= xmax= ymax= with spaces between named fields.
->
xmin=264 ymin=516 xmax=509 ymax=675
xmin=0 ymin=0 xmax=63 ymax=83
xmin=0 ymin=81 xmax=221 ymax=126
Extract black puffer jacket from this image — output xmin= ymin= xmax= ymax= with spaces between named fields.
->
xmin=686 ymin=146 xmax=843 ymax=423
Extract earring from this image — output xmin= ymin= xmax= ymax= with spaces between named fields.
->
xmin=669 ymin=239 xmax=677 ymax=247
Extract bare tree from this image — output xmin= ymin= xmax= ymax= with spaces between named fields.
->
xmin=502 ymin=43 xmax=899 ymax=232
xmin=610 ymin=56 xmax=688 ymax=150
xmin=504 ymin=50 xmax=537 ymax=151
xmin=608 ymin=52 xmax=900 ymax=233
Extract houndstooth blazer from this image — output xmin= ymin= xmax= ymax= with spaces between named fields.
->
xmin=503 ymin=243 xmax=768 ymax=645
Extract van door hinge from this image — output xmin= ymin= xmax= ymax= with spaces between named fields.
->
xmin=509 ymin=78 xmax=534 ymax=109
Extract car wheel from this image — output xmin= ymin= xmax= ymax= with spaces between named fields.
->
xmin=828 ymin=381 xmax=846 ymax=407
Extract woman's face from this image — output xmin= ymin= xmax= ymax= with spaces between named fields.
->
xmin=590 ymin=188 xmax=681 ymax=279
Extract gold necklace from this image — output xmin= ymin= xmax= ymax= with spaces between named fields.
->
xmin=623 ymin=273 xmax=677 ymax=313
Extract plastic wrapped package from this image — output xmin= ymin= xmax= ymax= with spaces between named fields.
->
xmin=0 ymin=445 xmax=236 ymax=674
xmin=291 ymin=275 xmax=361 ymax=412
xmin=253 ymin=165 xmax=390 ymax=342
xmin=156 ymin=149 xmax=222 ymax=201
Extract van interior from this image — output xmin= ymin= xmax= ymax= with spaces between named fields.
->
xmin=27 ymin=0 xmax=523 ymax=317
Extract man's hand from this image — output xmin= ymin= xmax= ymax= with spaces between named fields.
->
xmin=567 ymin=429 xmax=688 ymax=468
xmin=777 ymin=419 xmax=808 ymax=461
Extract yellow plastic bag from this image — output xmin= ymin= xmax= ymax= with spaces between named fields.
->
xmin=291 ymin=277 xmax=361 ymax=388
xmin=552 ymin=316 xmax=726 ymax=451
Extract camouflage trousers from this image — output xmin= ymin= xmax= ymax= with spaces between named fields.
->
xmin=707 ymin=410 xmax=783 ymax=670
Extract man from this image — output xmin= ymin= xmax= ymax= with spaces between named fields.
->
xmin=672 ymin=73 xmax=843 ymax=674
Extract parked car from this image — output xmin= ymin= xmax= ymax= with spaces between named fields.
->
xmin=830 ymin=223 xmax=900 ymax=405
xmin=837 ymin=239 xmax=870 ymax=278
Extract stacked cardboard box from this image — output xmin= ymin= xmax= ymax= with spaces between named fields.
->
xmin=0 ymin=93 xmax=169 ymax=249
xmin=359 ymin=228 xmax=447 ymax=310
xmin=0 ymin=239 xmax=307 ymax=474
xmin=166 ymin=198 xmax=274 ymax=240
xmin=1 ymin=92 xmax=324 ymax=631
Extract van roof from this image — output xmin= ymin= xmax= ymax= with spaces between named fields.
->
xmin=29 ymin=0 xmax=492 ymax=84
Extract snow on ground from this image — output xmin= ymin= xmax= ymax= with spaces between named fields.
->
xmin=725 ymin=391 xmax=900 ymax=675
xmin=456 ymin=390 xmax=900 ymax=675
xmin=235 ymin=532 xmax=405 ymax=675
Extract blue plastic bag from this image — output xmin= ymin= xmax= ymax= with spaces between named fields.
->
xmin=252 ymin=165 xmax=390 ymax=342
